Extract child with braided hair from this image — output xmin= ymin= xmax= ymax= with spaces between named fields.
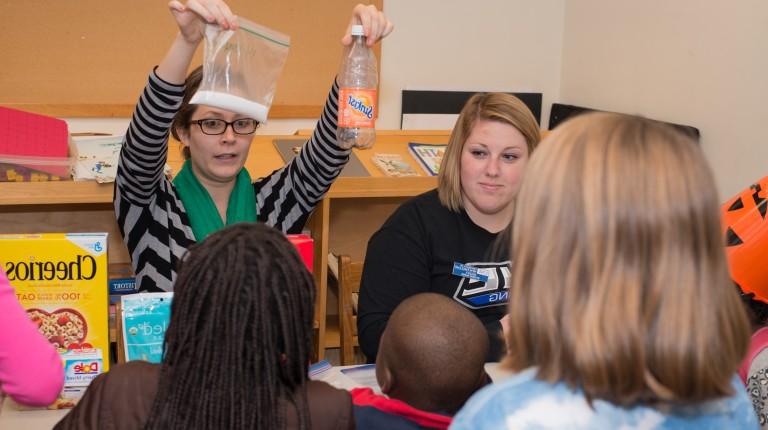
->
xmin=55 ymin=223 xmax=353 ymax=430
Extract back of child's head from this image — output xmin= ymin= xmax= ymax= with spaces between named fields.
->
xmin=506 ymin=112 xmax=750 ymax=406
xmin=376 ymin=293 xmax=489 ymax=414
xmin=145 ymin=222 xmax=316 ymax=430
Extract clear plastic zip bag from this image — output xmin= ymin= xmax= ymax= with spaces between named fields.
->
xmin=190 ymin=18 xmax=290 ymax=123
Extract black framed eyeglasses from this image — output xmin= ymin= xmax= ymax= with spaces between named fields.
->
xmin=191 ymin=118 xmax=259 ymax=135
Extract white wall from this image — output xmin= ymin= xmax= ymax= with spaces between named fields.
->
xmin=379 ymin=0 xmax=565 ymax=129
xmin=559 ymin=0 xmax=768 ymax=198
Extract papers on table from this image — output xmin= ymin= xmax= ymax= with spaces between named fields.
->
xmin=309 ymin=361 xmax=382 ymax=393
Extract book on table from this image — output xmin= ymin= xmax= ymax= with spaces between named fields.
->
xmin=408 ymin=142 xmax=447 ymax=176
xmin=370 ymin=153 xmax=419 ymax=177
xmin=273 ymin=139 xmax=369 ymax=177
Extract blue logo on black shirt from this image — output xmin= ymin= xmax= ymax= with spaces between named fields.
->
xmin=452 ymin=261 xmax=511 ymax=309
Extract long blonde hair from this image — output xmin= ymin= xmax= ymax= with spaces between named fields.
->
xmin=505 ymin=112 xmax=750 ymax=405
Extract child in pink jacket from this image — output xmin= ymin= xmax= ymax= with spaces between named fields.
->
xmin=0 ymin=266 xmax=63 ymax=406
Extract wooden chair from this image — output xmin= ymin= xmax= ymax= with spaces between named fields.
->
xmin=337 ymin=254 xmax=364 ymax=365
xmin=114 ymin=300 xmax=126 ymax=364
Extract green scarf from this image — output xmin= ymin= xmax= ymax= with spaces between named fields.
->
xmin=173 ymin=159 xmax=257 ymax=242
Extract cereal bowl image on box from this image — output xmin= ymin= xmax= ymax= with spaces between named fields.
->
xmin=27 ymin=307 xmax=90 ymax=351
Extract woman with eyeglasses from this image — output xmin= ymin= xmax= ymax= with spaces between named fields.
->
xmin=115 ymin=0 xmax=393 ymax=292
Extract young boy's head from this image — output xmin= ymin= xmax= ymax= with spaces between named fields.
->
xmin=375 ymin=293 xmax=489 ymax=414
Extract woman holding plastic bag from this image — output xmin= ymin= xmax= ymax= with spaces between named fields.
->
xmin=115 ymin=0 xmax=393 ymax=292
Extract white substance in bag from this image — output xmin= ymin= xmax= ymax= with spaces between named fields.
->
xmin=190 ymin=91 xmax=269 ymax=123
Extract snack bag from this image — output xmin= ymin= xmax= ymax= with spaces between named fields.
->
xmin=121 ymin=292 xmax=173 ymax=363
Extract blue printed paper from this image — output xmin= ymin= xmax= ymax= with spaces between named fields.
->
xmin=308 ymin=360 xmax=332 ymax=378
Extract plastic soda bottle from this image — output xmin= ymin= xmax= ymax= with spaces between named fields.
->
xmin=337 ymin=24 xmax=378 ymax=149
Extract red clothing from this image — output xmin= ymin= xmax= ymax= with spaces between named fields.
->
xmin=0 ymin=267 xmax=64 ymax=406
xmin=350 ymin=387 xmax=452 ymax=430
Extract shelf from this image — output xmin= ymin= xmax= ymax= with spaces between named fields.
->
xmin=0 ymin=175 xmax=438 ymax=207
xmin=0 ymin=180 xmax=113 ymax=206
xmin=0 ymin=132 xmax=449 ymax=207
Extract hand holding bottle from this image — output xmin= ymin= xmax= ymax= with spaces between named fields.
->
xmin=337 ymin=4 xmax=393 ymax=149
xmin=341 ymin=4 xmax=394 ymax=47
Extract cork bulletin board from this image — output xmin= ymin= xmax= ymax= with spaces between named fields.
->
xmin=0 ymin=0 xmax=382 ymax=118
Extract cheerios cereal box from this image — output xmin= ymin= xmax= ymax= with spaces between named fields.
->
xmin=0 ymin=233 xmax=110 ymax=373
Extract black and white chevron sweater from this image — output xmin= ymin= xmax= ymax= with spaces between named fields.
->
xmin=114 ymin=70 xmax=348 ymax=292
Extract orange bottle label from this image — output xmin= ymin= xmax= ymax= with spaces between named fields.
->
xmin=338 ymin=88 xmax=377 ymax=128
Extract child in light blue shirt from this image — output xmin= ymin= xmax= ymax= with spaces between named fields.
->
xmin=452 ymin=113 xmax=759 ymax=429
xmin=452 ymin=369 xmax=757 ymax=429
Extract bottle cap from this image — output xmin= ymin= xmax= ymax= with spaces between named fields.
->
xmin=351 ymin=25 xmax=365 ymax=36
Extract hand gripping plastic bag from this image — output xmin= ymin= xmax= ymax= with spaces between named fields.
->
xmin=190 ymin=18 xmax=290 ymax=123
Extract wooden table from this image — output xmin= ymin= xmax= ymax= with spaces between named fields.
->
xmin=0 ymin=130 xmax=449 ymax=360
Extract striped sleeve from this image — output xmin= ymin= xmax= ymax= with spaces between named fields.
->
xmin=115 ymin=70 xmax=184 ymax=207
xmin=254 ymin=79 xmax=350 ymax=233
xmin=113 ymin=70 xmax=190 ymax=292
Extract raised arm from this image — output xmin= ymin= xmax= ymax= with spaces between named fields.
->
xmin=115 ymin=0 xmax=238 ymax=207
xmin=254 ymin=4 xmax=393 ymax=232
xmin=157 ymin=0 xmax=238 ymax=84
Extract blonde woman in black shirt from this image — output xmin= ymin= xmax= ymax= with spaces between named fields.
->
xmin=358 ymin=93 xmax=541 ymax=362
